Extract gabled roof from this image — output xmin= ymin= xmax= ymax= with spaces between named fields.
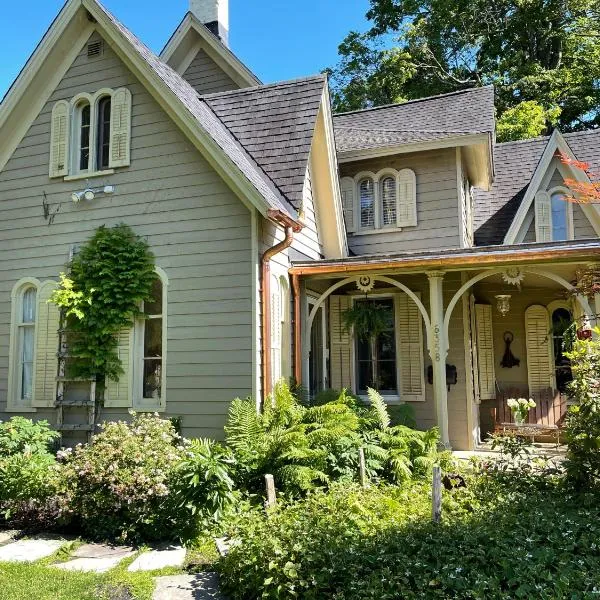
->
xmin=333 ymin=87 xmax=495 ymax=154
xmin=474 ymin=129 xmax=600 ymax=245
xmin=203 ymin=75 xmax=328 ymax=209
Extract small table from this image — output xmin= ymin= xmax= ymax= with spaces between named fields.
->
xmin=500 ymin=423 xmax=561 ymax=448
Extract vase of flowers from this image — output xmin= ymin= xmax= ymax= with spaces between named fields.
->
xmin=507 ymin=397 xmax=536 ymax=425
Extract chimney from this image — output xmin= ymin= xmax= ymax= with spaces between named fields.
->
xmin=190 ymin=0 xmax=229 ymax=46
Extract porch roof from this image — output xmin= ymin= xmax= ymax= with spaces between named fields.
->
xmin=289 ymin=239 xmax=600 ymax=276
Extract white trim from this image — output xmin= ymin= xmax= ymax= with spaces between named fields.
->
xmin=306 ymin=295 xmax=328 ymax=396
xmin=64 ymin=169 xmax=114 ymax=181
xmin=177 ymin=40 xmax=202 ymax=76
xmin=251 ymin=209 xmax=260 ymax=404
xmin=7 ymin=278 xmax=42 ymax=412
xmin=457 ymin=147 xmax=465 ymax=248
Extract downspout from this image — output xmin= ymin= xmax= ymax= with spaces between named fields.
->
xmin=261 ymin=210 xmax=301 ymax=400
xmin=292 ymin=274 xmax=302 ymax=386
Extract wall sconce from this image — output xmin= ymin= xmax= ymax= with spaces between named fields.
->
xmin=71 ymin=185 xmax=115 ymax=203
xmin=495 ymin=294 xmax=512 ymax=317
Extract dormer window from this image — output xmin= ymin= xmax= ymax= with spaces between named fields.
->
xmin=534 ymin=188 xmax=573 ymax=242
xmin=49 ymin=88 xmax=132 ymax=179
xmin=340 ymin=168 xmax=417 ymax=234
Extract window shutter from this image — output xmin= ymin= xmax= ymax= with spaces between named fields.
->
xmin=525 ymin=305 xmax=554 ymax=393
xmin=340 ymin=177 xmax=355 ymax=233
xmin=33 ymin=282 xmax=60 ymax=408
xmin=535 ymin=191 xmax=552 ymax=242
xmin=397 ymin=169 xmax=417 ymax=227
xmin=109 ymin=87 xmax=132 ymax=168
xmin=49 ymin=101 xmax=70 ymax=178
xmin=104 ymin=328 xmax=133 ymax=408
xmin=396 ymin=293 xmax=425 ymax=401
xmin=329 ymin=295 xmax=352 ymax=391
xmin=270 ymin=277 xmax=282 ymax=385
xmin=474 ymin=304 xmax=496 ymax=400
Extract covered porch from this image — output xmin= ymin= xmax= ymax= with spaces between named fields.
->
xmin=289 ymin=240 xmax=600 ymax=450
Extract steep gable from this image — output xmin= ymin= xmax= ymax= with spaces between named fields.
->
xmin=182 ymin=48 xmax=238 ymax=94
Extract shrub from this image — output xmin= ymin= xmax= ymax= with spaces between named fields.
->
xmin=59 ymin=413 xmax=187 ymax=542
xmin=565 ymin=330 xmax=600 ymax=488
xmin=0 ymin=417 xmax=60 ymax=456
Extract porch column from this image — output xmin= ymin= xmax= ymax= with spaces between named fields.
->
xmin=427 ymin=271 xmax=450 ymax=448
xmin=595 ymin=293 xmax=600 ymax=328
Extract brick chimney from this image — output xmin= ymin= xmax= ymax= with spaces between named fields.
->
xmin=190 ymin=0 xmax=229 ymax=46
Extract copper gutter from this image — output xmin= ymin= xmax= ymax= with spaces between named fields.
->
xmin=291 ymin=274 xmax=302 ymax=386
xmin=289 ymin=244 xmax=600 ymax=277
xmin=261 ymin=210 xmax=302 ymax=400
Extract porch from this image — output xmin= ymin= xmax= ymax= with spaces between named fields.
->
xmin=289 ymin=241 xmax=600 ymax=451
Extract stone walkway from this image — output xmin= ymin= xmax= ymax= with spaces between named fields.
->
xmin=0 ymin=531 xmax=228 ymax=599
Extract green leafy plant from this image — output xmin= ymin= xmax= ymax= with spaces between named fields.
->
xmin=49 ymin=224 xmax=156 ymax=382
xmin=0 ymin=417 xmax=60 ymax=457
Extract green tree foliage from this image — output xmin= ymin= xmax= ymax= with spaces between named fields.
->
xmin=50 ymin=224 xmax=156 ymax=382
xmin=497 ymin=101 xmax=561 ymax=142
xmin=329 ymin=0 xmax=600 ymax=138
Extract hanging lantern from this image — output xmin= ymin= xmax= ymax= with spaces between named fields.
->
xmin=577 ymin=328 xmax=593 ymax=340
xmin=495 ymin=294 xmax=512 ymax=317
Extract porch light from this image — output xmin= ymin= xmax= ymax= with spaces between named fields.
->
xmin=495 ymin=294 xmax=512 ymax=317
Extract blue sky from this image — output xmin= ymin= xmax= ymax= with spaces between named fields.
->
xmin=0 ymin=0 xmax=370 ymax=98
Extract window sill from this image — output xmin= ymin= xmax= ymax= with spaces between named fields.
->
xmin=64 ymin=169 xmax=114 ymax=182
xmin=133 ymin=401 xmax=166 ymax=413
xmin=351 ymin=227 xmax=403 ymax=236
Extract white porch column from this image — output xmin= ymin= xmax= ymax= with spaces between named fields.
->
xmin=427 ymin=271 xmax=450 ymax=448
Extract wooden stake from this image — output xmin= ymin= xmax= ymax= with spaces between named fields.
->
xmin=358 ymin=447 xmax=368 ymax=488
xmin=264 ymin=474 xmax=277 ymax=509
xmin=432 ymin=466 xmax=442 ymax=523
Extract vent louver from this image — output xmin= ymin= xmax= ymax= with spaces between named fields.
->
xmin=87 ymin=41 xmax=103 ymax=58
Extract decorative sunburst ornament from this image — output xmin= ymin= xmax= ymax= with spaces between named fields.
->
xmin=356 ymin=276 xmax=375 ymax=294
xmin=502 ymin=267 xmax=525 ymax=288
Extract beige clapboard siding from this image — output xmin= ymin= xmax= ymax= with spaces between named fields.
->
xmin=340 ymin=148 xmax=461 ymax=254
xmin=0 ymin=31 xmax=253 ymax=440
xmin=294 ymin=165 xmax=323 ymax=259
xmin=183 ymin=49 xmax=239 ymax=94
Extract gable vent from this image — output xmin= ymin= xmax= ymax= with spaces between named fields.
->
xmin=87 ymin=41 xmax=103 ymax=58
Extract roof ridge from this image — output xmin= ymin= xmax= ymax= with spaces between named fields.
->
xmin=333 ymin=85 xmax=494 ymax=117
xmin=199 ymin=73 xmax=327 ymax=99
xmin=336 ymin=125 xmax=481 ymax=135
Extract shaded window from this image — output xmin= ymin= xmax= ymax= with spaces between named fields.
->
xmin=552 ymin=307 xmax=573 ymax=393
xmin=551 ymin=192 xmax=568 ymax=241
xmin=18 ymin=287 xmax=37 ymax=402
xmin=78 ymin=103 xmax=91 ymax=171
xmin=142 ymin=277 xmax=163 ymax=401
xmin=355 ymin=298 xmax=397 ymax=394
xmin=359 ymin=178 xmax=375 ymax=228
xmin=96 ymin=96 xmax=111 ymax=171
xmin=381 ymin=177 xmax=397 ymax=226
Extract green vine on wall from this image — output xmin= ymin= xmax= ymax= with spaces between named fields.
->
xmin=50 ymin=224 xmax=156 ymax=382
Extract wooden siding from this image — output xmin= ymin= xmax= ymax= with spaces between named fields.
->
xmin=182 ymin=48 xmax=239 ymax=95
xmin=0 ymin=31 xmax=253 ymax=440
xmin=339 ymin=148 xmax=461 ymax=255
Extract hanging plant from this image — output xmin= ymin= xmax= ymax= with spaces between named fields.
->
xmin=342 ymin=301 xmax=390 ymax=389
xmin=50 ymin=224 xmax=156 ymax=382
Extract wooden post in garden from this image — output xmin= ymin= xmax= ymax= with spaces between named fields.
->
xmin=432 ymin=466 xmax=442 ymax=523
xmin=264 ymin=474 xmax=277 ymax=509
xmin=358 ymin=447 xmax=368 ymax=488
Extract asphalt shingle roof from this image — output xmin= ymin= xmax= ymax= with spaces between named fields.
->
xmin=473 ymin=129 xmax=600 ymax=246
xmin=333 ymin=87 xmax=495 ymax=153
xmin=202 ymin=76 xmax=327 ymax=210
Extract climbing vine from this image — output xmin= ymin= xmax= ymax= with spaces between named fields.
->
xmin=50 ymin=224 xmax=156 ymax=382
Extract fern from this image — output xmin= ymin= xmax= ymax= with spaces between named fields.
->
xmin=225 ymin=397 xmax=264 ymax=455
xmin=367 ymin=388 xmax=391 ymax=430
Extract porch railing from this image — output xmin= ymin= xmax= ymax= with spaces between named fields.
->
xmin=495 ymin=388 xmax=568 ymax=428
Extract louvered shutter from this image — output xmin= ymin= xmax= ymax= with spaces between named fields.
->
xmin=109 ymin=88 xmax=132 ymax=168
xmin=49 ymin=101 xmax=70 ymax=178
xmin=397 ymin=169 xmax=417 ymax=227
xmin=105 ymin=328 xmax=133 ymax=408
xmin=396 ymin=293 xmax=425 ymax=401
xmin=525 ymin=305 xmax=554 ymax=393
xmin=329 ymin=295 xmax=352 ymax=391
xmin=535 ymin=191 xmax=552 ymax=242
xmin=340 ymin=177 xmax=355 ymax=233
xmin=33 ymin=281 xmax=60 ymax=407
xmin=474 ymin=304 xmax=496 ymax=400
xmin=270 ymin=277 xmax=282 ymax=385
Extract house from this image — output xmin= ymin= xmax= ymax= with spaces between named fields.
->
xmin=1 ymin=0 xmax=599 ymax=450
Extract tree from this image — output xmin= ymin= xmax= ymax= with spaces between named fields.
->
xmin=329 ymin=0 xmax=600 ymax=139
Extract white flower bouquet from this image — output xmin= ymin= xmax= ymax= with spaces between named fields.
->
xmin=506 ymin=397 xmax=536 ymax=424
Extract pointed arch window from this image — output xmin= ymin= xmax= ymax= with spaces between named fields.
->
xmin=96 ymin=96 xmax=112 ymax=171
xmin=381 ymin=176 xmax=397 ymax=226
xmin=76 ymin=101 xmax=91 ymax=171
xmin=359 ymin=178 xmax=375 ymax=229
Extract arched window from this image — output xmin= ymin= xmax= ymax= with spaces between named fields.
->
xmin=76 ymin=100 xmax=91 ymax=172
xmin=550 ymin=192 xmax=568 ymax=241
xmin=551 ymin=307 xmax=573 ymax=392
xmin=380 ymin=176 xmax=397 ymax=226
xmin=96 ymin=96 xmax=112 ymax=171
xmin=359 ymin=178 xmax=375 ymax=229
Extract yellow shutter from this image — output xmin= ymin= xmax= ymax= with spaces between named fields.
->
xmin=104 ymin=328 xmax=133 ymax=408
xmin=109 ymin=88 xmax=132 ymax=168
xmin=535 ymin=191 xmax=552 ymax=242
xmin=33 ymin=282 xmax=60 ymax=408
xmin=49 ymin=101 xmax=70 ymax=178
xmin=397 ymin=169 xmax=417 ymax=227
xmin=525 ymin=305 xmax=554 ymax=393
xmin=340 ymin=177 xmax=355 ymax=233
xmin=329 ymin=295 xmax=352 ymax=391
xmin=474 ymin=304 xmax=496 ymax=400
xmin=270 ymin=276 xmax=282 ymax=385
xmin=396 ymin=293 xmax=425 ymax=401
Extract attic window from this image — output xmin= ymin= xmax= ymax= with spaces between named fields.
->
xmin=87 ymin=41 xmax=103 ymax=58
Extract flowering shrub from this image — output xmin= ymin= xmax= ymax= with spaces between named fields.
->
xmin=506 ymin=397 xmax=535 ymax=423
xmin=60 ymin=413 xmax=188 ymax=542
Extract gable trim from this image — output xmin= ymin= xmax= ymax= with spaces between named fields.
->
xmin=504 ymin=130 xmax=600 ymax=243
